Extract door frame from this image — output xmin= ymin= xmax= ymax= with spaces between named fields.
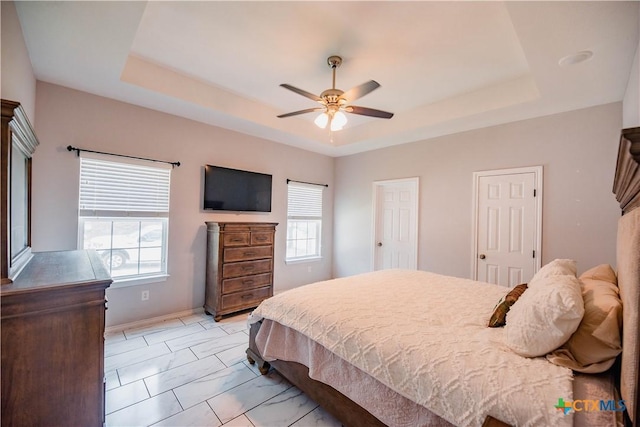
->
xmin=470 ymin=166 xmax=543 ymax=281
xmin=371 ymin=177 xmax=419 ymax=271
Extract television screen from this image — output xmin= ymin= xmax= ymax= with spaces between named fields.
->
xmin=204 ymin=165 xmax=272 ymax=212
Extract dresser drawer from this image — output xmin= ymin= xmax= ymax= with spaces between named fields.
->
xmin=222 ymin=273 xmax=271 ymax=294
xmin=223 ymin=246 xmax=272 ymax=263
xmin=223 ymin=232 xmax=250 ymax=246
xmin=222 ymin=259 xmax=272 ymax=279
xmin=221 ymin=286 xmax=271 ymax=311
xmin=251 ymin=232 xmax=273 ymax=245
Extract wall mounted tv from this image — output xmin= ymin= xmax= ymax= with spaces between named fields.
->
xmin=204 ymin=165 xmax=272 ymax=212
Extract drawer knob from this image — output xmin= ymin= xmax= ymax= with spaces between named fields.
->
xmin=243 ymin=280 xmax=255 ymax=285
xmin=244 ymin=251 xmax=256 ymax=257
xmin=242 ymin=293 xmax=253 ymax=299
xmin=242 ymin=265 xmax=255 ymax=271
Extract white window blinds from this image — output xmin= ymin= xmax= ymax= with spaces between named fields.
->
xmin=286 ymin=181 xmax=324 ymax=261
xmin=79 ymin=156 xmax=171 ymax=217
xmin=287 ymin=182 xmax=323 ymax=219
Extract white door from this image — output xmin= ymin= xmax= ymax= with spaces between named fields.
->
xmin=372 ymin=178 xmax=418 ymax=271
xmin=472 ymin=167 xmax=542 ymax=287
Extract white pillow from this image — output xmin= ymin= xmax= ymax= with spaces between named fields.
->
xmin=504 ymin=274 xmax=584 ymax=357
xmin=528 ymin=259 xmax=577 ymax=289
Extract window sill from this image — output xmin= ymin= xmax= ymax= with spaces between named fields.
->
xmin=285 ymin=257 xmax=322 ymax=265
xmin=108 ymin=274 xmax=169 ymax=289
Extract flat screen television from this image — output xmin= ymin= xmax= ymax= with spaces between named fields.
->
xmin=204 ymin=165 xmax=272 ymax=212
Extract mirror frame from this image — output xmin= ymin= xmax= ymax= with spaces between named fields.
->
xmin=1 ymin=99 xmax=39 ymax=284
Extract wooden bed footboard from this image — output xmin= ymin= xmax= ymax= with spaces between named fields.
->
xmin=246 ymin=321 xmax=510 ymax=427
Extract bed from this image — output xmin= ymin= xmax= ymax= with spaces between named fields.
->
xmin=246 ymin=126 xmax=640 ymax=427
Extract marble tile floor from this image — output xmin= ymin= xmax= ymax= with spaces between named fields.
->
xmin=104 ymin=311 xmax=342 ymax=427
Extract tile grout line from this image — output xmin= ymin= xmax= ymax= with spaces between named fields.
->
xmin=133 ymin=323 xmax=207 ymax=346
xmin=203 ymin=398 xmax=224 ymax=427
xmin=289 ymin=404 xmax=321 ymax=427
xmin=171 ymin=388 xmax=185 ymax=412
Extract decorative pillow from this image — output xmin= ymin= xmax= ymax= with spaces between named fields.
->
xmin=528 ymin=259 xmax=577 ymax=289
xmin=580 ymin=263 xmax=617 ymax=284
xmin=504 ymin=274 xmax=584 ymax=357
xmin=488 ymin=284 xmax=528 ymax=327
xmin=547 ymin=264 xmax=622 ymax=373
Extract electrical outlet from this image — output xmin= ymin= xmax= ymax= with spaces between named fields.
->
xmin=141 ymin=290 xmax=149 ymax=301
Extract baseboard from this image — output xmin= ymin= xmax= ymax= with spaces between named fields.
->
xmin=105 ymin=307 xmax=205 ymax=334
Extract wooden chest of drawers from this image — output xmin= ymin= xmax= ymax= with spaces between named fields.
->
xmin=204 ymin=222 xmax=277 ymax=321
xmin=1 ymin=250 xmax=112 ymax=426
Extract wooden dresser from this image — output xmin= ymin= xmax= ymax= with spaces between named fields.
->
xmin=1 ymin=250 xmax=112 ymax=427
xmin=205 ymin=222 xmax=277 ymax=321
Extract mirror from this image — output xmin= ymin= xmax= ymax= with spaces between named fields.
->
xmin=1 ymin=100 xmax=39 ymax=284
xmin=10 ymin=141 xmax=29 ymax=259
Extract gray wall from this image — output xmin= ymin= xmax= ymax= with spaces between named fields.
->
xmin=623 ymin=7 xmax=640 ymax=128
xmin=333 ymin=103 xmax=622 ymax=279
xmin=33 ymin=82 xmax=334 ymax=327
xmin=1 ymin=0 xmax=36 ymax=121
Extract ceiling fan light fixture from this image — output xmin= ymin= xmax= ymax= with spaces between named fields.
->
xmin=278 ymin=55 xmax=393 ymax=134
xmin=314 ymin=112 xmax=329 ymax=129
xmin=332 ymin=111 xmax=347 ymax=129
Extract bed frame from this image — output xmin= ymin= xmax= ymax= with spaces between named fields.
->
xmin=247 ymin=127 xmax=640 ymax=427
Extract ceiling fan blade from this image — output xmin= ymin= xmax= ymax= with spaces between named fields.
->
xmin=277 ymin=107 xmax=324 ymax=118
xmin=340 ymin=80 xmax=380 ymax=102
xmin=280 ymin=84 xmax=323 ymax=102
xmin=347 ymin=105 xmax=394 ymax=119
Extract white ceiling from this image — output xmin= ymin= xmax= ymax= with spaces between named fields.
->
xmin=15 ymin=1 xmax=640 ymax=157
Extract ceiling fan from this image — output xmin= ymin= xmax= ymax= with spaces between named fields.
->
xmin=277 ymin=55 xmax=394 ymax=131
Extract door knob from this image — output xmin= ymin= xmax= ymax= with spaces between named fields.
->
xmin=479 ymin=254 xmax=486 ymax=259
xmin=377 ymin=242 xmax=383 ymax=247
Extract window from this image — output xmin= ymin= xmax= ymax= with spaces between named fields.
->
xmin=78 ymin=155 xmax=171 ymax=284
xmin=286 ymin=182 xmax=323 ymax=261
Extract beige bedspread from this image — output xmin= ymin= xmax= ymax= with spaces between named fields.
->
xmin=256 ymin=318 xmax=455 ymax=427
xmin=250 ymin=269 xmax=574 ymax=427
